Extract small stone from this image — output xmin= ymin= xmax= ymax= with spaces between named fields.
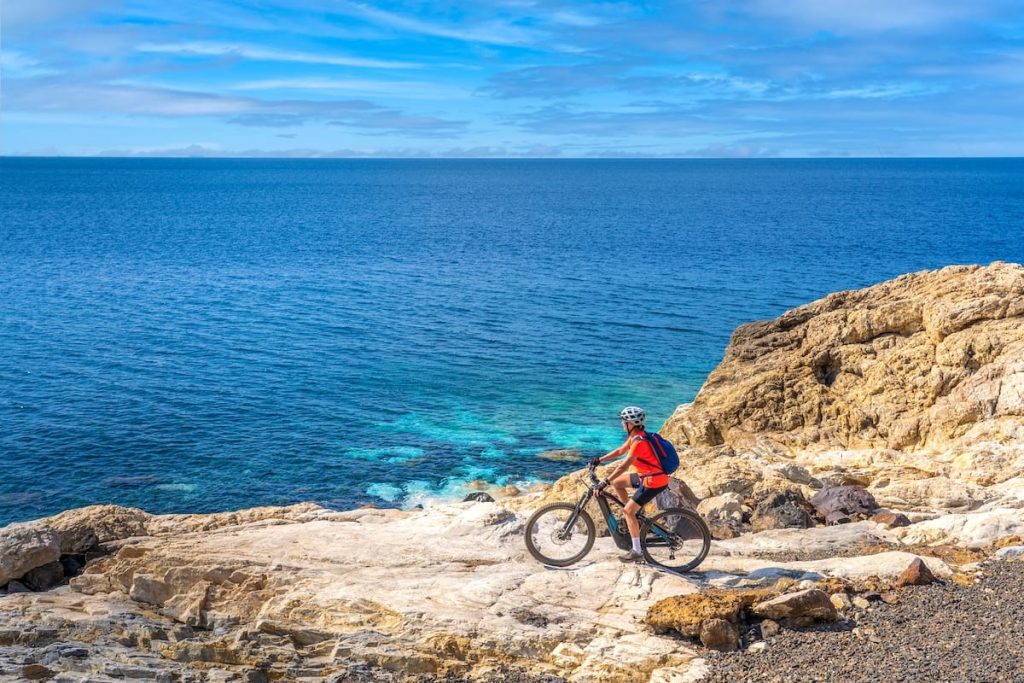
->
xmin=994 ymin=545 xmax=1024 ymax=560
xmin=759 ymin=619 xmax=781 ymax=638
xmin=879 ymin=592 xmax=900 ymax=605
xmin=871 ymin=510 xmax=912 ymax=528
xmin=773 ymin=577 xmax=797 ymax=593
xmin=852 ymin=596 xmax=870 ymax=609
xmin=22 ymin=664 xmax=54 ymax=680
xmin=462 ymin=492 xmax=495 ymax=503
xmin=952 ymin=573 xmax=974 ymax=586
xmin=854 ymin=626 xmax=878 ymax=642
xmin=830 ymin=593 xmax=852 ymax=611
xmin=700 ymin=618 xmax=739 ymax=652
xmin=895 ymin=557 xmax=940 ymax=587
xmin=746 ymin=641 xmax=767 ymax=653
xmin=496 ymin=485 xmax=520 ymax=498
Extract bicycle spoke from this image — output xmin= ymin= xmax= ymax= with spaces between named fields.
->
xmin=641 ymin=508 xmax=710 ymax=572
xmin=525 ymin=503 xmax=595 ymax=566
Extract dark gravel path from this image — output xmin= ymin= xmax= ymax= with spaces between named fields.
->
xmin=702 ymin=559 xmax=1024 ymax=683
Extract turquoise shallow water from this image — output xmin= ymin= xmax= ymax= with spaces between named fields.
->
xmin=1 ymin=158 xmax=1022 ymax=525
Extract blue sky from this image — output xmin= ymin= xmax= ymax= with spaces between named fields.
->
xmin=2 ymin=0 xmax=1023 ymax=157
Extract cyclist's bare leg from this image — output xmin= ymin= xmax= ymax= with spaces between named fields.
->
xmin=609 ymin=473 xmax=643 ymax=557
xmin=609 ymin=473 xmax=631 ymax=507
xmin=623 ymin=500 xmax=641 ymax=538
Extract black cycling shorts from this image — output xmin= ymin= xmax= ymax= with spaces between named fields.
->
xmin=630 ymin=473 xmax=667 ymax=506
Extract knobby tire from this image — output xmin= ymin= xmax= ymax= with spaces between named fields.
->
xmin=640 ymin=507 xmax=711 ymax=572
xmin=524 ymin=502 xmax=596 ymax=567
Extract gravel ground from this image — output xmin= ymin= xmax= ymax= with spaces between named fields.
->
xmin=702 ymin=559 xmax=1024 ymax=683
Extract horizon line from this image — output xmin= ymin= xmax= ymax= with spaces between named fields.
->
xmin=3 ymin=154 xmax=1023 ymax=161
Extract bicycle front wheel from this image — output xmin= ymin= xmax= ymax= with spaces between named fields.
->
xmin=641 ymin=507 xmax=711 ymax=572
xmin=524 ymin=503 xmax=596 ymax=567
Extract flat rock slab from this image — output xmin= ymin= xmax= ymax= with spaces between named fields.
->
xmin=0 ymin=494 xmax=1013 ymax=682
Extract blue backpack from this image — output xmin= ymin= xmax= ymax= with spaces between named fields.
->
xmin=644 ymin=433 xmax=680 ymax=475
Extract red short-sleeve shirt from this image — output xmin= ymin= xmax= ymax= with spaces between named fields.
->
xmin=631 ymin=432 xmax=669 ymax=488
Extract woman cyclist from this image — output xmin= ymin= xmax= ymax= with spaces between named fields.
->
xmin=590 ymin=406 xmax=670 ymax=562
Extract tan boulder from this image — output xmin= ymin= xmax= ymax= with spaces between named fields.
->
xmin=46 ymin=504 xmax=151 ymax=553
xmin=646 ymin=589 xmax=773 ymax=638
xmin=751 ymin=589 xmax=838 ymax=622
xmin=699 ymin=618 xmax=739 ymax=651
xmin=0 ymin=523 xmax=60 ymax=585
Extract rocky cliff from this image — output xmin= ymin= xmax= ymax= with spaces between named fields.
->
xmin=2 ymin=263 xmax=1024 ymax=683
xmin=661 ymin=262 xmax=1024 ymax=513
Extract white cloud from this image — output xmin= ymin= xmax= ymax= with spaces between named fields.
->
xmin=1 ymin=0 xmax=114 ymax=30
xmin=741 ymin=0 xmax=1000 ymax=33
xmin=550 ymin=11 xmax=604 ymax=28
xmin=342 ymin=2 xmax=541 ymax=46
xmin=4 ymin=78 xmax=466 ymax=133
xmin=136 ymin=42 xmax=420 ymax=69
xmin=0 ymin=49 xmax=61 ymax=77
xmin=229 ymin=77 xmax=470 ymax=99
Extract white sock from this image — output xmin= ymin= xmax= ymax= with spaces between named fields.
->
xmin=631 ymin=537 xmax=641 ymax=554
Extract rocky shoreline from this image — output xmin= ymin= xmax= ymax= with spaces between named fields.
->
xmin=2 ymin=262 xmax=1023 ymax=682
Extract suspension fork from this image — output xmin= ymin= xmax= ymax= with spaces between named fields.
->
xmin=560 ymin=489 xmax=594 ymax=535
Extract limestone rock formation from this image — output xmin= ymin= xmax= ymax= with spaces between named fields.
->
xmin=2 ymin=487 xmax=1023 ymax=682
xmin=3 ymin=263 xmax=1024 ymax=680
xmin=660 ymin=263 xmax=1024 ymax=512
xmin=663 ymin=262 xmax=1024 ymax=452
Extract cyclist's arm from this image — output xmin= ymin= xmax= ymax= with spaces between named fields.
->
xmin=594 ymin=439 xmax=630 ymax=464
xmin=606 ymin=441 xmax=639 ymax=481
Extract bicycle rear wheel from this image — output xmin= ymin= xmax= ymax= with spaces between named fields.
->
xmin=640 ymin=507 xmax=711 ymax=572
xmin=524 ymin=503 xmax=596 ymax=567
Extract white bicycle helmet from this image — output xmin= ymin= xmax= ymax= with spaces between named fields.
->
xmin=618 ymin=406 xmax=646 ymax=427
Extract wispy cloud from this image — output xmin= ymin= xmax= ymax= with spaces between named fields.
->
xmin=341 ymin=2 xmax=542 ymax=46
xmin=5 ymin=77 xmax=466 ymax=134
xmin=736 ymin=0 xmax=1006 ymax=34
xmin=3 ymin=0 xmax=1024 ymax=156
xmin=230 ymin=77 xmax=469 ymax=99
xmin=136 ymin=42 xmax=420 ymax=69
xmin=0 ymin=49 xmax=62 ymax=77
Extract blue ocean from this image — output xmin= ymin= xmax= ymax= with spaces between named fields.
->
xmin=2 ymin=158 xmax=1022 ymax=525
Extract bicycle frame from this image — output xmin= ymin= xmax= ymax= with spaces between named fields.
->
xmin=563 ymin=468 xmax=675 ymax=551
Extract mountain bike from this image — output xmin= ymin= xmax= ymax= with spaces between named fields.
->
xmin=524 ymin=464 xmax=711 ymax=572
